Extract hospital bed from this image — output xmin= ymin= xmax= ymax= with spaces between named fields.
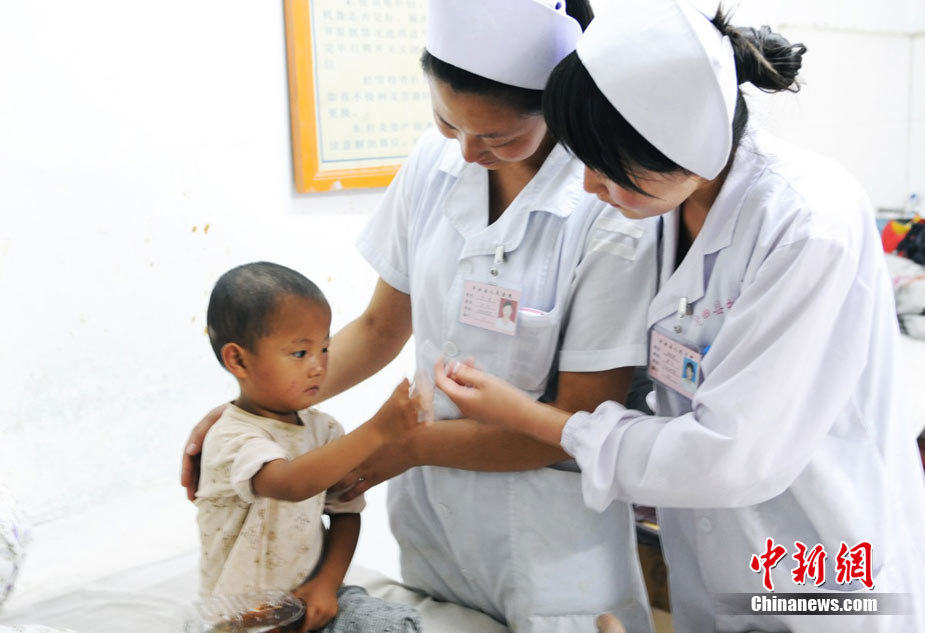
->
xmin=2 ymin=328 xmax=920 ymax=633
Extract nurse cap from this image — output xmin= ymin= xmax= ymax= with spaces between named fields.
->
xmin=426 ymin=0 xmax=582 ymax=90
xmin=576 ymin=0 xmax=738 ymax=180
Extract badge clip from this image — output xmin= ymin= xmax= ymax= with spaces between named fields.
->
xmin=675 ymin=297 xmax=693 ymax=333
xmin=490 ymin=245 xmax=505 ymax=277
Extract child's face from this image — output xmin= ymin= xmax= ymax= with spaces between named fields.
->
xmin=239 ymin=296 xmax=331 ymax=416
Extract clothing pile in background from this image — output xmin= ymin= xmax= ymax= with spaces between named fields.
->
xmin=0 ymin=490 xmax=74 ymax=633
xmin=881 ymin=215 xmax=925 ymax=340
xmin=0 ymin=487 xmax=28 ymax=610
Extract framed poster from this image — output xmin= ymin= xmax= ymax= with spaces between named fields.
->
xmin=284 ymin=0 xmax=433 ymax=192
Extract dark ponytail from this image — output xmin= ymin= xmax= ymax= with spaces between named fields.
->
xmin=713 ymin=10 xmax=806 ymax=94
xmin=543 ymin=6 xmax=806 ymax=193
xmin=421 ymin=0 xmax=594 ymax=114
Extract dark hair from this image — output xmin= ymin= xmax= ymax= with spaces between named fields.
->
xmin=420 ymin=0 xmax=594 ymax=114
xmin=543 ymin=6 xmax=807 ymax=194
xmin=206 ymin=262 xmax=328 ymax=367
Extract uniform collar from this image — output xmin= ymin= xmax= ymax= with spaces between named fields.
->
xmin=647 ymin=128 xmax=764 ymax=329
xmin=696 ymin=130 xmax=762 ymax=256
xmin=438 ymin=140 xmax=583 ymax=257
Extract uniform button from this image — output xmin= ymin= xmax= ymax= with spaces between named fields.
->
xmin=436 ymin=503 xmax=450 ymax=519
xmin=442 ymin=341 xmax=458 ymax=357
xmin=698 ymin=517 xmax=713 ymax=533
xmin=461 ymin=261 xmax=473 ymax=275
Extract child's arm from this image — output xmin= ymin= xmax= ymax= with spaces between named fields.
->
xmin=253 ymin=380 xmax=419 ymax=502
xmin=291 ymin=513 xmax=360 ymax=632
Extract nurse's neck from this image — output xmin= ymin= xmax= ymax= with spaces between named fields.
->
xmin=488 ymin=133 xmax=556 ymax=224
xmin=680 ymin=166 xmax=730 ymax=241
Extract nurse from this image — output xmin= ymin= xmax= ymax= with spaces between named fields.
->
xmin=182 ymin=1 xmax=657 ymax=631
xmin=435 ymin=1 xmax=925 ymax=632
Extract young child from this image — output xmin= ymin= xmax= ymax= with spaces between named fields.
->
xmin=195 ymin=262 xmax=420 ymax=631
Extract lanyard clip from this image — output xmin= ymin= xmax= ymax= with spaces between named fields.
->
xmin=674 ymin=297 xmax=693 ymax=333
xmin=490 ymin=245 xmax=505 ymax=277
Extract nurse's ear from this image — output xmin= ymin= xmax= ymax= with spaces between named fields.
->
xmin=221 ymin=342 xmax=250 ymax=379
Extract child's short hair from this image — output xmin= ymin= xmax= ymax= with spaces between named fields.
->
xmin=207 ymin=262 xmax=328 ymax=367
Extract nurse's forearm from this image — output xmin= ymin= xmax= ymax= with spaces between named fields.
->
xmin=412 ymin=367 xmax=632 ymax=470
xmin=316 ymin=279 xmax=413 ymax=402
xmin=412 ymin=419 xmax=570 ymax=471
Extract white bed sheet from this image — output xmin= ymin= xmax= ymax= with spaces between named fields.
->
xmin=0 ymin=480 xmax=508 ymax=633
xmin=0 ymin=549 xmax=509 ymax=633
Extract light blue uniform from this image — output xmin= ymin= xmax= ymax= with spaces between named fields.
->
xmin=358 ymin=128 xmax=658 ymax=633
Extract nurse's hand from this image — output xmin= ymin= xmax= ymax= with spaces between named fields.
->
xmin=180 ymin=402 xmax=229 ymax=501
xmin=433 ymin=360 xmax=534 ymax=428
xmin=434 ymin=360 xmax=572 ymax=447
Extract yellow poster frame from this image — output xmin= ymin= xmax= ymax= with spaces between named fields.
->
xmin=284 ymin=0 xmax=401 ymax=193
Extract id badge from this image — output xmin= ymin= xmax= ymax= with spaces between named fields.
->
xmin=459 ymin=280 xmax=521 ymax=336
xmin=648 ymin=326 xmax=705 ymax=399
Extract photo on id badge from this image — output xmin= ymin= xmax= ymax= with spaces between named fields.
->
xmin=648 ymin=327 xmax=703 ymax=398
xmin=459 ymin=280 xmax=521 ymax=336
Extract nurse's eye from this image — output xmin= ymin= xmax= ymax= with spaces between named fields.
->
xmin=321 ymin=347 xmax=329 ymax=354
xmin=487 ymin=139 xmax=514 ymax=148
xmin=292 ymin=351 xmax=306 ymax=358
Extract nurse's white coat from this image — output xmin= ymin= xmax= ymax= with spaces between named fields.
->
xmin=562 ymin=129 xmax=925 ymax=632
xmin=358 ymin=128 xmax=658 ymax=633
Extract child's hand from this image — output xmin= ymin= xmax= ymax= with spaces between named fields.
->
xmin=370 ymin=379 xmax=423 ymax=441
xmin=291 ymin=578 xmax=339 ymax=632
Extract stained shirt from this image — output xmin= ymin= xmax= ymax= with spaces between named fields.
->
xmin=196 ymin=405 xmax=365 ymax=595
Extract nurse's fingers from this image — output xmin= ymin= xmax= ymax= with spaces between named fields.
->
xmin=181 ymin=403 xmax=229 ymax=501
xmin=448 ymin=358 xmax=478 ymax=383
xmin=433 ymin=361 xmax=466 ymax=401
xmin=595 ymin=614 xmax=626 ymax=633
xmin=434 ymin=359 xmax=484 ymax=393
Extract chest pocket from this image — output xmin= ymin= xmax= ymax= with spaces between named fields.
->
xmin=507 ymin=306 xmax=563 ymax=394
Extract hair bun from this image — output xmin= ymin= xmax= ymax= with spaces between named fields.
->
xmin=712 ymin=10 xmax=807 ymax=93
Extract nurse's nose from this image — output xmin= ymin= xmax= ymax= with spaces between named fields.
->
xmin=583 ymin=166 xmax=606 ymax=195
xmin=459 ymin=134 xmax=485 ymax=164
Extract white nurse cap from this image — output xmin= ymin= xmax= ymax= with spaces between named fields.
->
xmin=426 ymin=0 xmax=582 ymax=90
xmin=576 ymin=0 xmax=738 ymax=180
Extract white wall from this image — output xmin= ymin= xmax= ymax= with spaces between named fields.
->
xmin=712 ymin=0 xmax=924 ymax=209
xmin=912 ymin=35 xmax=925 ymax=202
xmin=0 ymin=0 xmax=920 ymax=599
xmin=0 ymin=0 xmax=408 ymax=590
